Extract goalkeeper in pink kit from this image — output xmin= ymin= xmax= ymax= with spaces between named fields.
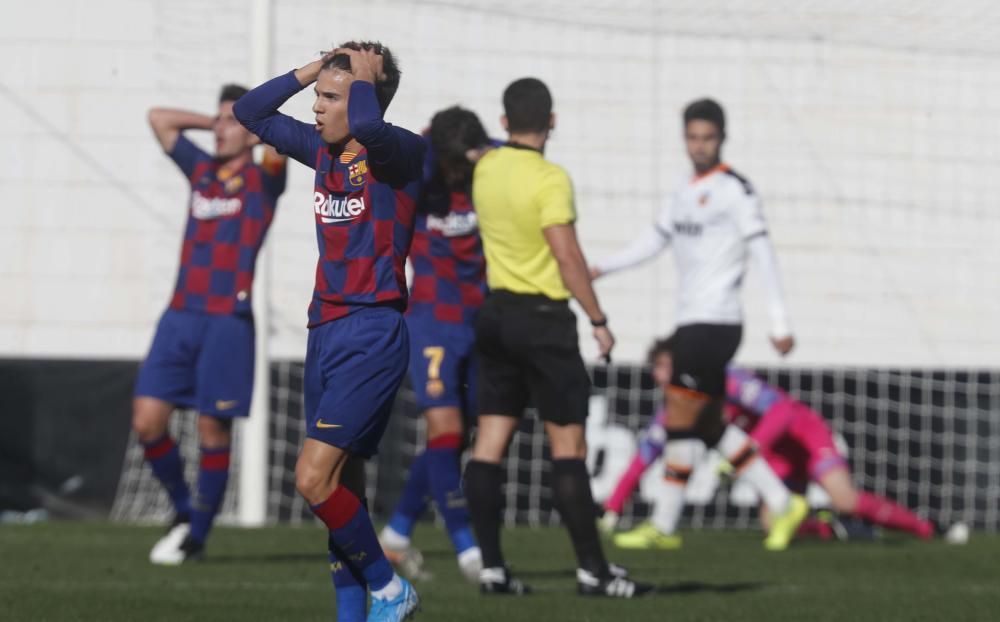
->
xmin=603 ymin=336 xmax=962 ymax=547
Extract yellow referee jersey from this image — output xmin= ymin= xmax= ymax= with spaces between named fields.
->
xmin=472 ymin=144 xmax=576 ymax=300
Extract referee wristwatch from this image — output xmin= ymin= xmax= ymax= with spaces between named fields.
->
xmin=590 ymin=316 xmax=608 ymax=328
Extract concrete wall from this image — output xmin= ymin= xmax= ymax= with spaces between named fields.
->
xmin=2 ymin=0 xmax=998 ymax=366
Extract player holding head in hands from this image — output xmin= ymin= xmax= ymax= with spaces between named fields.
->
xmin=592 ymin=98 xmax=807 ymax=550
xmin=463 ymin=77 xmax=650 ymax=598
xmin=136 ymin=84 xmax=286 ymax=566
xmin=234 ymin=42 xmax=422 ymax=622
xmin=379 ymin=106 xmax=493 ymax=582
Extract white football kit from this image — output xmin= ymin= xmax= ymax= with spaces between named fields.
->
xmin=596 ymin=164 xmax=791 ymax=337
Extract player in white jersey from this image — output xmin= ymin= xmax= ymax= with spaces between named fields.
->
xmin=592 ymin=99 xmax=807 ymax=549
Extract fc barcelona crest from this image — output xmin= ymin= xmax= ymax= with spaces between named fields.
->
xmin=348 ymin=160 xmax=369 ymax=187
xmin=224 ymin=175 xmax=245 ymax=195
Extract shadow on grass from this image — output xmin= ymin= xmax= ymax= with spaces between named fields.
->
xmin=207 ymin=553 xmax=323 ymax=564
xmin=657 ymin=581 xmax=767 ymax=595
xmin=418 ymin=548 xmax=463 ymax=561
xmin=515 ymin=568 xmax=579 ymax=580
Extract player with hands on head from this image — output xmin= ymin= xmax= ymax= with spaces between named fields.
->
xmin=378 ymin=106 xmax=496 ymax=583
xmin=235 ymin=41 xmax=422 ymax=622
xmin=136 ymin=83 xmax=286 ymax=566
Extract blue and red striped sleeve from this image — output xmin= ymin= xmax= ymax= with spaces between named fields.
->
xmin=168 ymin=134 xmax=212 ymax=183
xmin=233 ymin=70 xmax=322 ymax=169
xmin=347 ymin=81 xmax=425 ymax=185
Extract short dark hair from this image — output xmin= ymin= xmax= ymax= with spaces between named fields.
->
xmin=430 ymin=106 xmax=489 ymax=190
xmin=323 ymin=40 xmax=400 ymax=113
xmin=683 ymin=98 xmax=725 ymax=135
xmin=503 ymin=77 xmax=552 ymax=133
xmin=647 ymin=335 xmax=676 ymax=365
xmin=219 ymin=84 xmax=249 ymax=104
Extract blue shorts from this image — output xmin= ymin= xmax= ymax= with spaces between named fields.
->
xmin=304 ymin=306 xmax=410 ymax=458
xmin=134 ymin=309 xmax=255 ymax=417
xmin=406 ymin=313 xmax=477 ymax=416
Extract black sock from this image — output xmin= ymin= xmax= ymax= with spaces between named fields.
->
xmin=551 ymin=459 xmax=608 ymax=577
xmin=693 ymin=398 xmax=726 ymax=447
xmin=464 ymin=459 xmax=505 ymax=569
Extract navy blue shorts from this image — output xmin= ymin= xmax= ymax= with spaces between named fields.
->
xmin=406 ymin=313 xmax=477 ymax=416
xmin=134 ymin=309 xmax=255 ymax=417
xmin=304 ymin=306 xmax=410 ymax=458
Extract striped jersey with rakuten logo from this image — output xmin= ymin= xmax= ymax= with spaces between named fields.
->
xmin=167 ymin=134 xmax=286 ymax=315
xmin=233 ymin=71 xmax=425 ymax=328
xmin=408 ymin=144 xmax=486 ymax=324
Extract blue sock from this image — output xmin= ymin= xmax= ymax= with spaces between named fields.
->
xmin=387 ymin=451 xmax=431 ymax=538
xmin=427 ymin=434 xmax=477 ymax=554
xmin=142 ymin=435 xmax=190 ymax=517
xmin=329 ymin=536 xmax=367 ymax=622
xmin=189 ymin=446 xmax=230 ymax=543
xmin=313 ymin=487 xmax=395 ymax=592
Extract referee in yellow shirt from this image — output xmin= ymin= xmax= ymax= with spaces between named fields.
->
xmin=463 ymin=77 xmax=650 ymax=599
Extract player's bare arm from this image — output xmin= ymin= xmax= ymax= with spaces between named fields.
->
xmin=543 ymin=223 xmax=615 ymax=359
xmin=147 ymin=108 xmax=213 ymax=153
xmin=771 ymin=335 xmax=795 ymax=356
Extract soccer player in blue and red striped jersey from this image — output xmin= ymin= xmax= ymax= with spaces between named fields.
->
xmin=379 ymin=107 xmax=494 ymax=583
xmin=234 ymin=42 xmax=423 ymax=621
xmin=133 ymin=84 xmax=287 ymax=565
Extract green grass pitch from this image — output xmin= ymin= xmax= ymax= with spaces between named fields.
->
xmin=2 ymin=522 xmax=998 ymax=621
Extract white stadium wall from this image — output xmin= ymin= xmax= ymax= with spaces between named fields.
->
xmin=2 ymin=0 xmax=998 ymax=367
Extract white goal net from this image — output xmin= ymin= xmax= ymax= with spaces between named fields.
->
xmin=112 ymin=363 xmax=1000 ymax=531
xmin=109 ymin=0 xmax=1000 ymax=531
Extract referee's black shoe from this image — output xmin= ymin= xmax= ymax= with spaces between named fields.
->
xmin=577 ymin=566 xmax=653 ymax=598
xmin=479 ymin=566 xmax=532 ymax=596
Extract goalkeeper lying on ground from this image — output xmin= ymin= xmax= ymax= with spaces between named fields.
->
xmin=601 ymin=336 xmax=968 ymax=547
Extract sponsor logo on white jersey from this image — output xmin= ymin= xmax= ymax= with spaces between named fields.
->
xmin=314 ymin=192 xmax=366 ymax=224
xmin=673 ymin=220 xmax=703 ymax=236
xmin=426 ymin=211 xmax=478 ymax=237
xmin=191 ymin=192 xmax=242 ymax=219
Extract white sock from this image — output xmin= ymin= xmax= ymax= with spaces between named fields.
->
xmin=458 ymin=546 xmax=482 ymax=567
xmin=371 ymin=573 xmax=403 ymax=601
xmin=650 ymin=481 xmax=685 ymax=534
xmin=717 ymin=425 xmax=790 ymax=515
xmin=379 ymin=525 xmax=410 ymax=550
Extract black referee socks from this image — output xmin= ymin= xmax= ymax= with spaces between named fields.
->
xmin=465 ymin=459 xmax=506 ymax=569
xmin=551 ymin=458 xmax=609 ymax=577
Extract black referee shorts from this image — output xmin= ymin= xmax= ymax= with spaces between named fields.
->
xmin=475 ymin=290 xmax=591 ymax=426
xmin=669 ymin=323 xmax=742 ymax=398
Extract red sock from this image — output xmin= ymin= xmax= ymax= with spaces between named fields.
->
xmin=797 ymin=516 xmax=834 ymax=540
xmin=855 ymin=491 xmax=934 ymax=539
xmin=604 ymin=456 xmax=646 ymax=515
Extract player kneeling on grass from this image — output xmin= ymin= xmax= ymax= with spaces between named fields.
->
xmin=235 ymin=42 xmax=422 ymax=621
xmin=135 ymin=84 xmax=286 ymax=565
xmin=603 ymin=336 xmax=969 ymax=547
xmin=379 ymin=106 xmax=496 ymax=583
